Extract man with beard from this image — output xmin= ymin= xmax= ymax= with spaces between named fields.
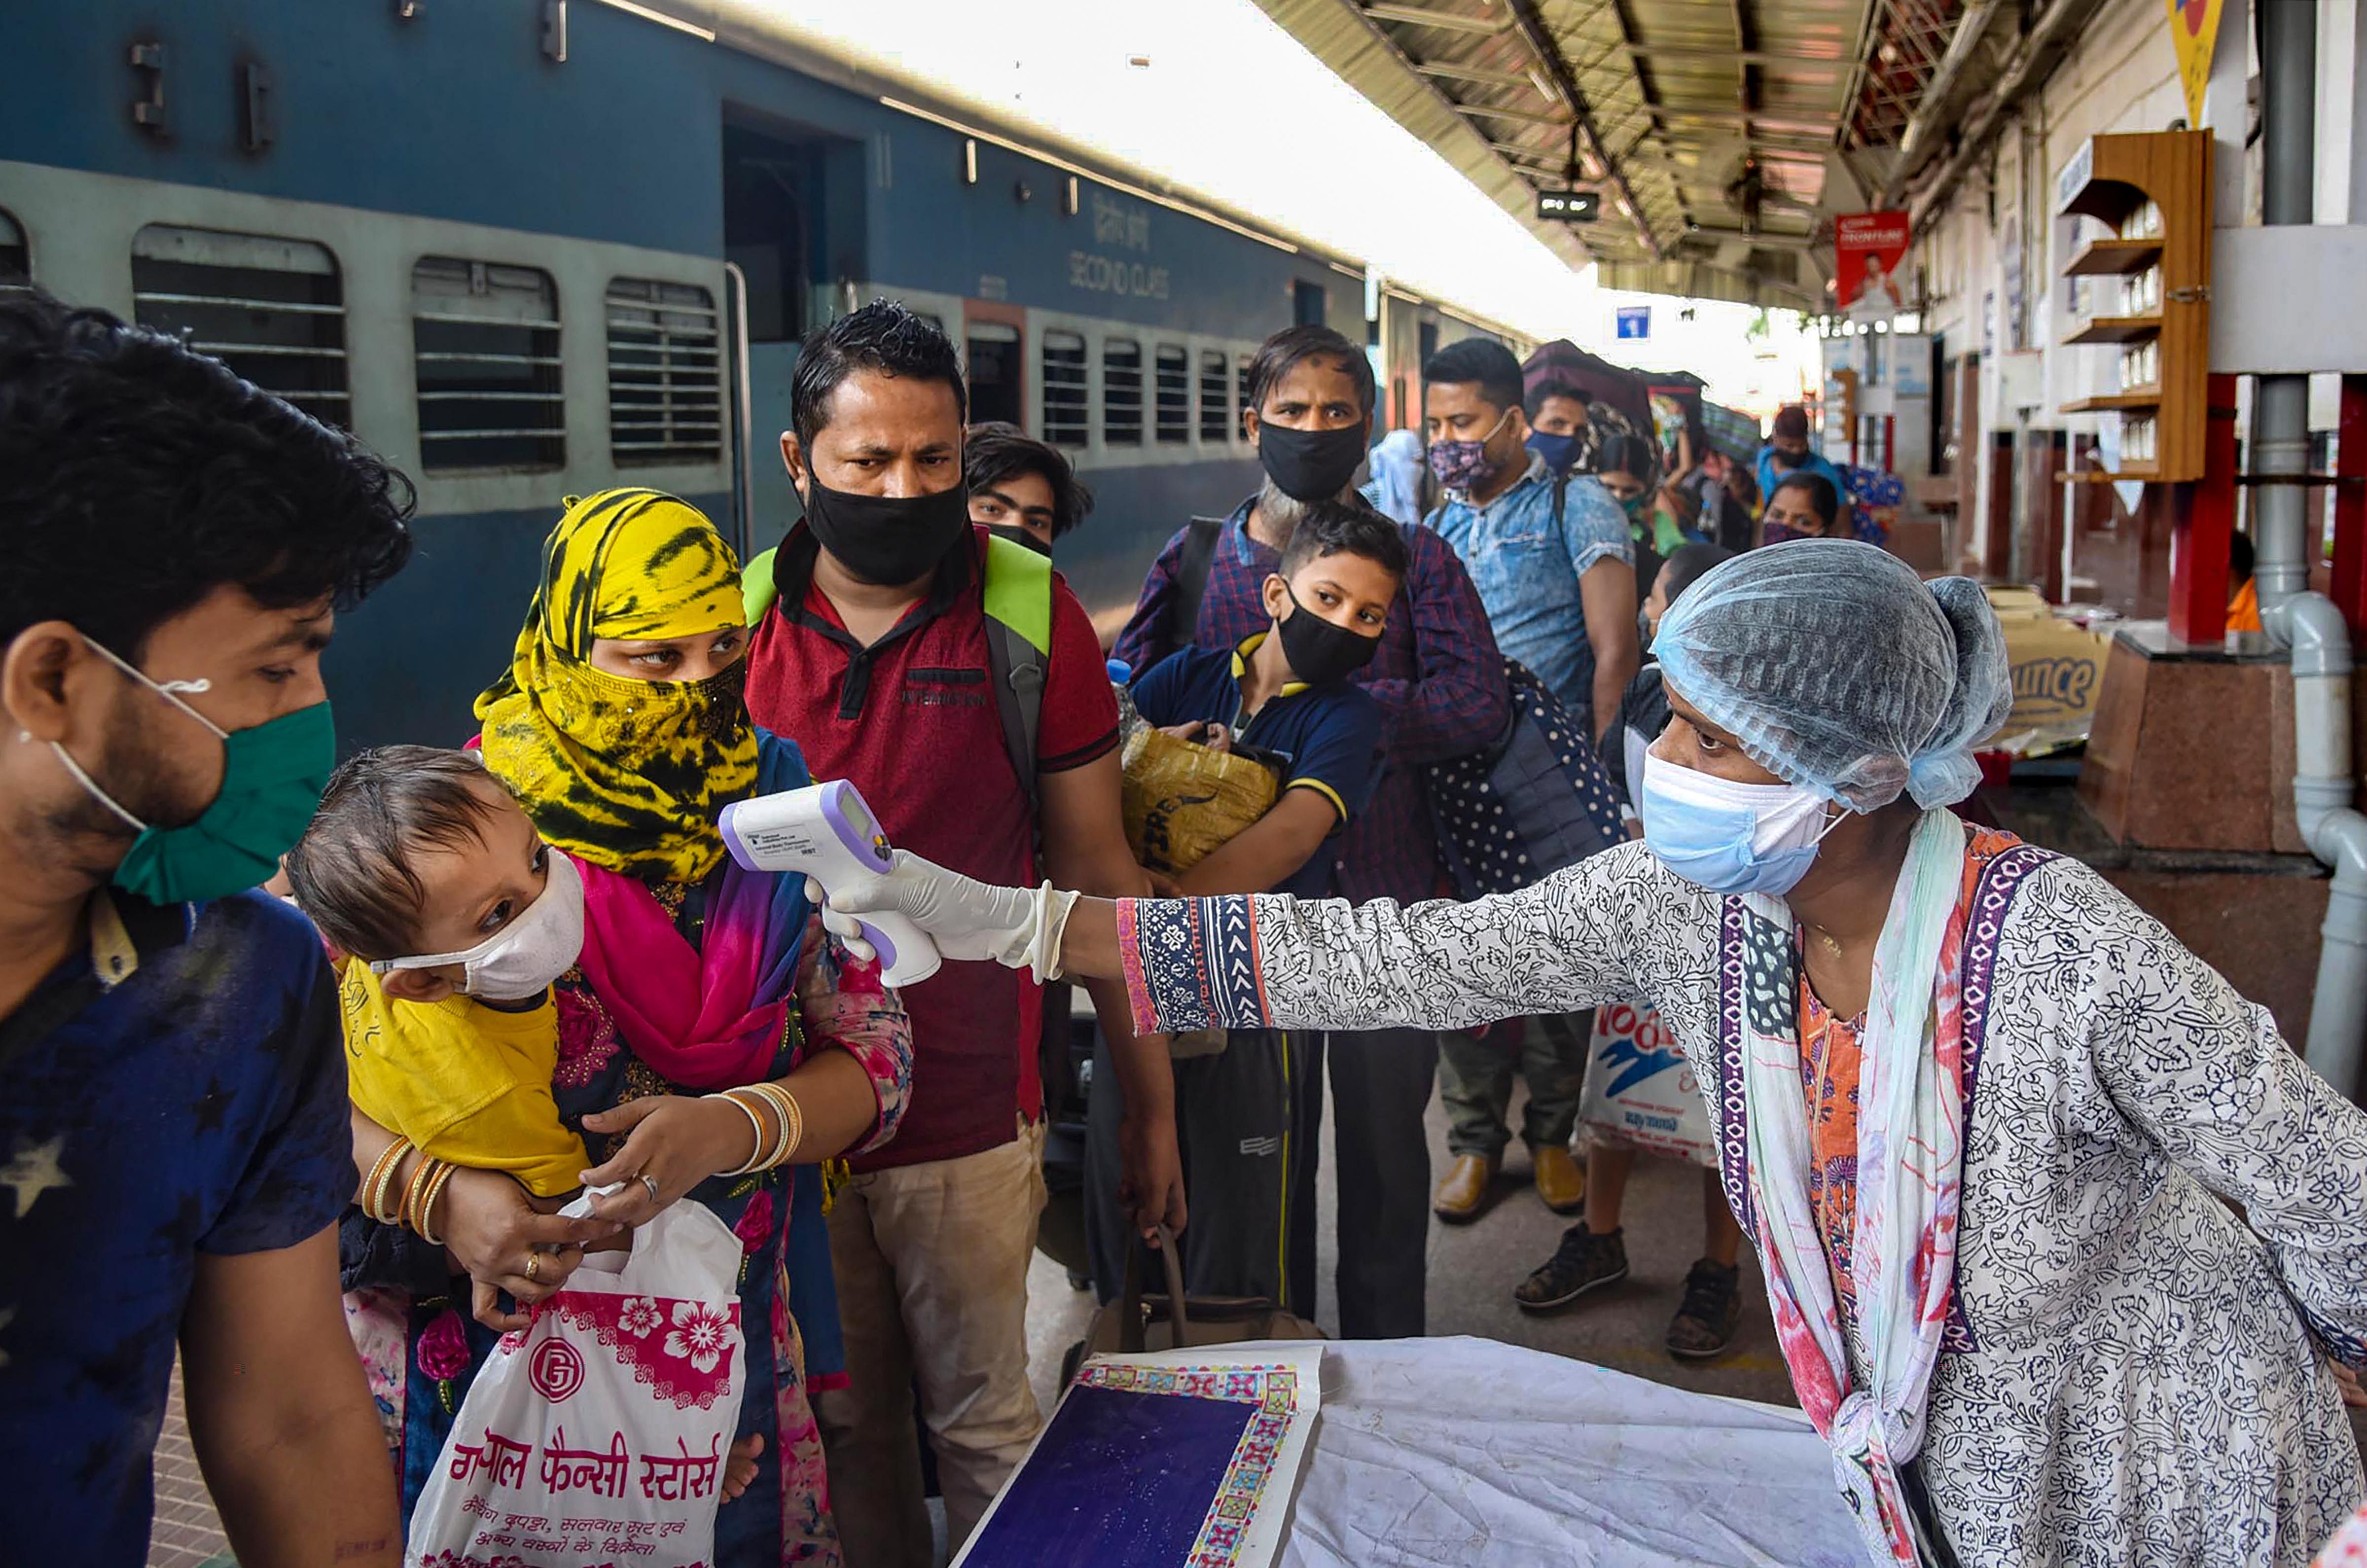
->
xmin=0 ymin=291 xmax=414 ymax=1566
xmin=741 ymin=300 xmax=1178 ymax=1566
xmin=1112 ymin=323 xmax=1507 ymax=1338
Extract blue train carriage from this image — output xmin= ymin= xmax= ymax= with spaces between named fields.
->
xmin=0 ymin=0 xmax=1518 ymax=751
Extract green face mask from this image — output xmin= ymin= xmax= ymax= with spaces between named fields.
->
xmin=50 ymin=639 xmax=334 ymax=905
xmin=1620 ymin=492 xmax=1649 ymax=521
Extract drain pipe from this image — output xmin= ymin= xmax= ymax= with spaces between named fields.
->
xmin=2253 ymin=0 xmax=2367 ymax=1101
xmin=2272 ymin=597 xmax=2367 ymax=1099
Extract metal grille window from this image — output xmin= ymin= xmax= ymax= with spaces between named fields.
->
xmin=605 ymin=277 xmax=722 ymax=465
xmin=0 ymin=209 xmax=29 ymax=297
xmin=1199 ymin=351 xmax=1229 ymax=443
xmin=1237 ymin=355 xmax=1253 ymax=433
xmin=1154 ymin=345 xmax=1190 ymax=444
xmin=1104 ymin=338 xmax=1143 ymax=446
xmin=131 ymin=224 xmax=347 ymax=427
xmin=1042 ymin=332 xmax=1088 ymax=447
xmin=413 ymin=257 xmax=564 ymax=473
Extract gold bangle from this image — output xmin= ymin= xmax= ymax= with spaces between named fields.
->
xmin=415 ymin=1161 xmax=460 ymax=1248
xmin=742 ymin=1085 xmax=794 ymax=1171
xmin=362 ymin=1137 xmax=414 ymax=1224
xmin=712 ymin=1091 xmax=771 ymax=1177
xmin=749 ymin=1082 xmax=805 ymax=1171
xmin=400 ymin=1157 xmax=445 ymax=1237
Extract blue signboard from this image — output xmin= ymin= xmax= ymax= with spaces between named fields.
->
xmin=1616 ymin=306 xmax=1650 ymax=340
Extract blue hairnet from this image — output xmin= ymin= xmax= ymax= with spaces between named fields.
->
xmin=1652 ymin=539 xmax=2012 ymax=811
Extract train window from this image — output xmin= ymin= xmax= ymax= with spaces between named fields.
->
xmin=131 ymin=224 xmax=348 ymax=428
xmin=1198 ymin=351 xmax=1229 ymax=443
xmin=605 ymin=277 xmax=722 ymax=466
xmin=1154 ymin=345 xmax=1189 ymax=444
xmin=968 ymin=321 xmax=1023 ymax=428
xmin=0 ymin=209 xmax=28 ymax=296
xmin=1103 ymin=338 xmax=1143 ymax=447
xmin=413 ymin=257 xmax=565 ymax=473
xmin=1041 ymin=332 xmax=1088 ymax=448
xmin=1236 ymin=355 xmax=1253 ymax=431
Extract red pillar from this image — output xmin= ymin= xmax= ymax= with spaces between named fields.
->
xmin=2168 ymin=372 xmax=2238 ymax=645
xmin=2331 ymin=373 xmax=2367 ymax=637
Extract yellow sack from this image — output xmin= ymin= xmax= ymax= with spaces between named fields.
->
xmin=1121 ymin=724 xmax=1281 ymax=874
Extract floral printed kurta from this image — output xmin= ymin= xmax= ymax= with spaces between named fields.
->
xmin=345 ymin=913 xmax=910 ymax=1567
xmin=1120 ymin=837 xmax=2367 ymax=1566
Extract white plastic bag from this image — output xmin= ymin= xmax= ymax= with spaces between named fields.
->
xmin=407 ymin=1194 xmax=749 ymax=1568
xmin=1576 ymin=1000 xmax=1720 ymax=1170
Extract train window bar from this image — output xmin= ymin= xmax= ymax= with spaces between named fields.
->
xmin=1154 ymin=345 xmax=1190 ymax=445
xmin=0 ymin=208 xmax=26 ymax=295
xmin=1198 ymin=350 xmax=1229 ymax=444
xmin=1041 ymin=331 xmax=1088 ymax=449
xmin=1236 ymin=355 xmax=1253 ymax=445
xmin=412 ymin=256 xmax=565 ymax=474
xmin=131 ymin=223 xmax=348 ymax=428
xmin=1103 ymin=338 xmax=1143 ymax=447
xmin=606 ymin=277 xmax=723 ymax=465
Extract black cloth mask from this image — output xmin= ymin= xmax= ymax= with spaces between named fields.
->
xmin=1258 ymin=422 xmax=1369 ymax=502
xmin=1275 ymin=585 xmax=1382 ymax=687
xmin=801 ymin=474 xmax=972 ymax=586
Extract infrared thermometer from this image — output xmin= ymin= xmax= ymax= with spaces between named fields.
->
xmin=719 ymin=780 xmax=943 ymax=988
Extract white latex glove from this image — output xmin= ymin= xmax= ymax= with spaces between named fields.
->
xmin=805 ymin=850 xmax=1077 ymax=983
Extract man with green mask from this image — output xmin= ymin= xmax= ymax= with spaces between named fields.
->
xmin=0 ymin=291 xmax=415 ymax=1567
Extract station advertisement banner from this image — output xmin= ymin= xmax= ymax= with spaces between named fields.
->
xmin=1836 ymin=211 xmax=1911 ymax=321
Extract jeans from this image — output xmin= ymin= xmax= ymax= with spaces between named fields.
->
xmin=1438 ymin=1012 xmax=1594 ymax=1160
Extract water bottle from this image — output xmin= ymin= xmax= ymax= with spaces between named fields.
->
xmin=1108 ymin=658 xmax=1145 ymax=750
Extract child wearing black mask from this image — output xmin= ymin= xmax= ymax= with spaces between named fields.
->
xmin=1129 ymin=499 xmax=1400 ymax=901
xmin=1111 ymin=499 xmax=1404 ymax=1315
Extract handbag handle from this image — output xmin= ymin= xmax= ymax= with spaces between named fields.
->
xmin=1116 ymin=1226 xmax=1193 ymax=1353
xmin=1156 ymin=1225 xmax=1192 ymax=1347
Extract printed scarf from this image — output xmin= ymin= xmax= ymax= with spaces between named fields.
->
xmin=1739 ymin=807 xmax=1969 ymax=1566
xmin=477 ymin=489 xmax=757 ymax=883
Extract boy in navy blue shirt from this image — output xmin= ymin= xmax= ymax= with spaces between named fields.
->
xmin=1095 ymin=499 xmax=1401 ymax=1314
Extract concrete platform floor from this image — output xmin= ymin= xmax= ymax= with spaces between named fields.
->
xmin=1025 ymin=1079 xmax=1797 ymax=1420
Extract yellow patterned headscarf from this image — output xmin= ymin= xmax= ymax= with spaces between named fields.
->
xmin=476 ymin=489 xmax=757 ymax=884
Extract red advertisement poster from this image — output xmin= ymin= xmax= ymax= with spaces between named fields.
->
xmin=1835 ymin=210 xmax=1910 ymax=319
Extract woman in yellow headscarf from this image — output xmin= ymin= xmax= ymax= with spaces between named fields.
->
xmin=478 ymin=486 xmax=758 ymax=881
xmin=344 ymin=490 xmax=913 ymax=1565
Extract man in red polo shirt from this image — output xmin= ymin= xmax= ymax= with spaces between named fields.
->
xmin=743 ymin=301 xmax=1179 ymax=1567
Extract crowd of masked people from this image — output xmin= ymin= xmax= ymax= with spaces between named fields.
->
xmin=13 ymin=274 xmax=2356 ymax=1568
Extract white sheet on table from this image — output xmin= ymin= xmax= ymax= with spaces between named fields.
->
xmin=1276 ymin=1337 xmax=1862 ymax=1568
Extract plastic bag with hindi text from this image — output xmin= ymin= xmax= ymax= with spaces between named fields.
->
xmin=406 ymin=1193 xmax=748 ymax=1568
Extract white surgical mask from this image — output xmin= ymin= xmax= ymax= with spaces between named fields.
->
xmin=1638 ymin=753 xmax=1843 ymax=896
xmin=371 ymin=846 xmax=585 ymax=1000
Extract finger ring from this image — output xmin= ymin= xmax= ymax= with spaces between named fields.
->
xmin=639 ymin=1174 xmax=660 ymax=1202
xmin=524 ymin=1252 xmax=543 ymax=1284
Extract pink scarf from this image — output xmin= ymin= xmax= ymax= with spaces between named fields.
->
xmin=571 ymin=853 xmax=804 ymax=1091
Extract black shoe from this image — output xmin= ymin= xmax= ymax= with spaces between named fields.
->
xmin=1513 ymin=1223 xmax=1628 ymax=1312
xmin=1665 ymin=1257 xmax=1743 ymax=1359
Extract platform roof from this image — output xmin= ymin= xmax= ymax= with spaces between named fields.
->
xmin=1254 ymin=0 xmax=1981 ymax=311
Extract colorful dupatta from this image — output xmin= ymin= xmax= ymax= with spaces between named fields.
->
xmin=572 ymin=735 xmax=812 ymax=1092
xmin=1738 ymin=808 xmax=1969 ymax=1567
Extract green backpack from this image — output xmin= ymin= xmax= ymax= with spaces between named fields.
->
xmin=740 ymin=534 xmax=1054 ymax=807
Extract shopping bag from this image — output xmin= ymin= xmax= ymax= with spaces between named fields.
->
xmin=1120 ymin=723 xmax=1280 ymax=875
xmin=1576 ymin=1000 xmax=1720 ymax=1170
xmin=406 ymin=1194 xmax=749 ymax=1568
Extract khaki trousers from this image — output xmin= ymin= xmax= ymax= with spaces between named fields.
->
xmin=817 ymin=1121 xmax=1046 ymax=1567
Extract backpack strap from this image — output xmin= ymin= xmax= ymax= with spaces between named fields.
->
xmin=1163 ymin=516 xmax=1227 ymax=664
xmin=981 ymin=533 xmax=1053 ymax=811
xmin=742 ymin=544 xmax=780 ymax=625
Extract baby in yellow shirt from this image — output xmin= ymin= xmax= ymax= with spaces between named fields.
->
xmin=285 ymin=744 xmax=588 ymax=1202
